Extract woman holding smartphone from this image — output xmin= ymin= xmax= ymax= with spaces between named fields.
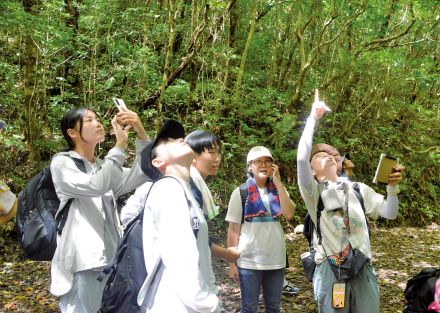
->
xmin=226 ymin=146 xmax=295 ymax=313
xmin=50 ymin=105 xmax=149 ymax=313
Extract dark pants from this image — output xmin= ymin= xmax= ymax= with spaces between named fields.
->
xmin=238 ymin=267 xmax=285 ymax=313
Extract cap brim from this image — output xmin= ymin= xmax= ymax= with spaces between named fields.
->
xmin=140 ymin=141 xmax=162 ymax=181
xmin=248 ymin=151 xmax=274 ymax=163
xmin=140 ymin=119 xmax=185 ymax=180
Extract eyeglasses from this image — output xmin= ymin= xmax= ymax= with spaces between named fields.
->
xmin=252 ymin=159 xmax=273 ymax=167
xmin=312 ymin=152 xmax=331 ymax=160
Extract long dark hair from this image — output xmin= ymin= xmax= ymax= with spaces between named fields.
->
xmin=60 ymin=107 xmax=97 ymax=151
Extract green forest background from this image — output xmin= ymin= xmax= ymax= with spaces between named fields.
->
xmin=0 ymin=0 xmax=439 ymax=229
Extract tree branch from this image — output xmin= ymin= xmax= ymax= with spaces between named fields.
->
xmin=256 ymin=0 xmax=289 ymax=22
xmin=142 ymin=0 xmax=237 ymax=109
xmin=363 ymin=4 xmax=416 ymax=50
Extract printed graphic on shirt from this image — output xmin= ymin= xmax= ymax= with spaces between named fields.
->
xmin=192 ymin=216 xmax=200 ymax=232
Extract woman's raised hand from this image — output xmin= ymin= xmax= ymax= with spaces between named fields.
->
xmin=116 ymin=106 xmax=148 ymax=141
xmin=272 ymin=164 xmax=282 ymax=187
xmin=112 ymin=116 xmax=129 ymax=150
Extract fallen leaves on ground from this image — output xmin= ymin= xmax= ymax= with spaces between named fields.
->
xmin=213 ymin=222 xmax=440 ymax=313
xmin=0 ymin=223 xmax=439 ymax=312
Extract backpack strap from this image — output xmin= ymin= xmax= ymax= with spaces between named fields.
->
xmin=55 ymin=156 xmax=86 ymax=235
xmin=189 ymin=178 xmax=203 ymax=210
xmin=351 ymin=183 xmax=365 ymax=212
xmin=351 ymin=182 xmax=369 ymax=236
xmin=129 ymin=175 xmax=199 ymax=239
xmin=316 ymin=196 xmax=325 ymax=245
xmin=239 ymin=183 xmax=247 ymax=224
xmin=315 ymin=182 xmax=366 ymax=246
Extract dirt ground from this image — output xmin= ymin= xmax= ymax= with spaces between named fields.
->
xmin=1 ymin=222 xmax=439 ymax=312
xmin=210 ymin=222 xmax=440 ymax=313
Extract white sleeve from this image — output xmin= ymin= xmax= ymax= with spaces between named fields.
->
xmin=51 ymin=148 xmax=125 ymax=199
xmin=358 ymin=183 xmax=398 ymax=220
xmin=225 ymin=187 xmax=242 ymax=224
xmin=113 ymin=139 xmax=150 ymax=198
xmin=379 ymin=185 xmax=399 ymax=220
xmin=120 ymin=181 xmax=152 ymax=226
xmin=297 ymin=117 xmax=316 ymax=196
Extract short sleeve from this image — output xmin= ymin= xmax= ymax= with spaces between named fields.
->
xmin=225 ymin=187 xmax=243 ymax=224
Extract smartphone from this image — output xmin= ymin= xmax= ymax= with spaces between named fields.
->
xmin=112 ymin=98 xmax=127 ymax=111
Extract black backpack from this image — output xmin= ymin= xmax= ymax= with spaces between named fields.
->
xmin=302 ymin=182 xmax=366 ymax=247
xmin=404 ymin=267 xmax=440 ymax=313
xmin=16 ymin=156 xmax=85 ymax=261
xmin=98 ymin=176 xmax=199 ymax=313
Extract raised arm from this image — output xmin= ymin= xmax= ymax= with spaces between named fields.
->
xmin=272 ymin=164 xmax=295 ymax=221
xmin=297 ymin=90 xmax=330 ymax=194
xmin=379 ymin=164 xmax=405 ymax=220
xmin=297 ymin=116 xmax=316 ymax=195
xmin=111 ymin=105 xmax=151 ymax=197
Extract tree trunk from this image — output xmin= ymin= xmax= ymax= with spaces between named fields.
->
xmin=22 ymin=0 xmax=44 ymax=161
xmin=64 ymin=0 xmax=82 ymax=98
xmin=187 ymin=0 xmax=198 ymax=105
xmin=223 ymin=3 xmax=237 ymax=90
xmin=159 ymin=0 xmax=179 ymax=113
xmin=270 ymin=4 xmax=294 ymax=88
xmin=233 ymin=0 xmax=260 ymax=100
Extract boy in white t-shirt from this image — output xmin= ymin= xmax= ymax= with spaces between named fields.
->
xmin=137 ymin=120 xmax=220 ymax=313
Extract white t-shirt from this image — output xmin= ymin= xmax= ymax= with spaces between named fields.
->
xmin=225 ymin=187 xmax=286 ymax=270
xmin=140 ymin=176 xmax=219 ymax=313
xmin=296 ymin=116 xmax=398 ymax=265
xmin=298 ymin=180 xmax=385 ymax=264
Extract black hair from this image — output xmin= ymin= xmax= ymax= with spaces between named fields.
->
xmin=184 ymin=130 xmax=222 ymax=155
xmin=60 ymin=107 xmax=97 ymax=151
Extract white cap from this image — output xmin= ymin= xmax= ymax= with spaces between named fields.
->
xmin=246 ymin=146 xmax=273 ymax=163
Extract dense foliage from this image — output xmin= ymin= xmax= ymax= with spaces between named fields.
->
xmin=0 ymin=0 xmax=439 ymax=227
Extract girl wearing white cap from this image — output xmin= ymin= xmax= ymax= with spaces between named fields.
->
xmin=226 ymin=146 xmax=295 ymax=313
